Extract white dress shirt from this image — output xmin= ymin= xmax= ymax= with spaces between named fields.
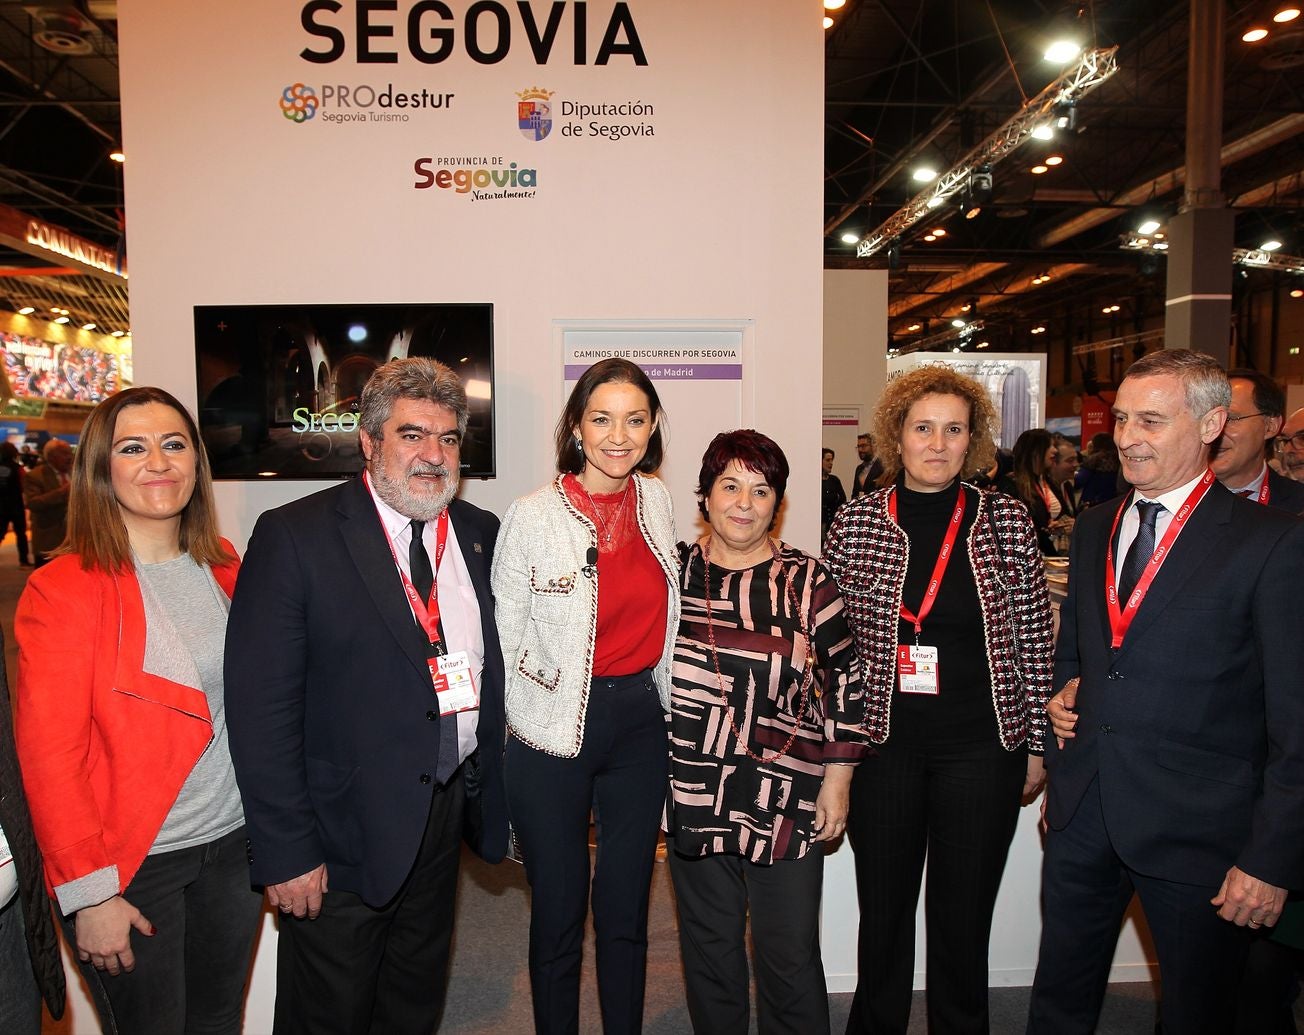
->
xmin=365 ymin=475 xmax=482 ymax=766
xmin=1113 ymin=469 xmax=1210 ymax=582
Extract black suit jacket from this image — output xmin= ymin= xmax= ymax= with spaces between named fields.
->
xmin=225 ymin=478 xmax=508 ymax=908
xmin=1266 ymin=468 xmax=1304 ymax=516
xmin=1045 ymin=480 xmax=1304 ymax=890
xmin=0 ymin=631 xmax=64 ymax=1019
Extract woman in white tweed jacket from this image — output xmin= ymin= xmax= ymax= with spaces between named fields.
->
xmin=491 ymin=358 xmax=679 ymax=1035
xmin=823 ymin=365 xmax=1054 ymax=1035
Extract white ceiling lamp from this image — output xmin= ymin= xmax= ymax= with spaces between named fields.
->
xmin=1044 ymin=40 xmax=1082 ymax=65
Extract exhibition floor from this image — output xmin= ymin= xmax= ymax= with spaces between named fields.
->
xmin=0 ymin=536 xmax=1167 ymax=1034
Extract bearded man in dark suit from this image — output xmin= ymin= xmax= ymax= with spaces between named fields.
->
xmin=226 ymin=358 xmax=507 ymax=1034
xmin=1027 ymin=349 xmax=1304 ymax=1035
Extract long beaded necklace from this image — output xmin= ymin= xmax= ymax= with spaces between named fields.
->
xmin=576 ymin=478 xmax=632 ymax=546
xmin=701 ymin=537 xmax=816 ymax=763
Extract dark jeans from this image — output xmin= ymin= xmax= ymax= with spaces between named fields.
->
xmin=1028 ymin=776 xmax=1252 ymax=1035
xmin=63 ymin=824 xmax=263 ymax=1035
xmin=273 ymin=766 xmax=465 ymax=1035
xmin=0 ymin=893 xmax=41 ymax=1035
xmin=506 ymin=670 xmax=670 ymax=1035
xmin=668 ymin=843 xmax=829 ymax=1035
xmin=845 ymin=738 xmax=1026 ymax=1035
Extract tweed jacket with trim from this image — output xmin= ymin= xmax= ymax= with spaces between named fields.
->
xmin=492 ymin=473 xmax=679 ymax=758
xmin=822 ymin=483 xmax=1053 ymax=751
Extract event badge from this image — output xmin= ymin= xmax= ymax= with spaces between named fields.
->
xmin=430 ymin=650 xmax=479 ymax=716
xmin=897 ymin=644 xmax=940 ymax=695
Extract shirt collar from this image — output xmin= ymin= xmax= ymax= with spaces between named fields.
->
xmin=1226 ymin=462 xmax=1269 ymax=497
xmin=1135 ymin=468 xmax=1211 ymax=514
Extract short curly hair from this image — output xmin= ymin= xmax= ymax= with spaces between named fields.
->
xmin=872 ymin=364 xmax=999 ymax=485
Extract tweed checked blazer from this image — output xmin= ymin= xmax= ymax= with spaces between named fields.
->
xmin=823 ymin=482 xmax=1054 ymax=751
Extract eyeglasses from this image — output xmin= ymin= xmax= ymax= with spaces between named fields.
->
xmin=1273 ymin=431 xmax=1304 ymax=451
xmin=1225 ymin=412 xmax=1266 ymax=424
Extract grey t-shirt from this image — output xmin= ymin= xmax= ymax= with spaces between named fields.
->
xmin=138 ymin=553 xmax=245 ymax=853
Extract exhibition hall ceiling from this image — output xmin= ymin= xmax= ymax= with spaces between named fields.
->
xmin=0 ymin=1 xmax=1299 ymax=354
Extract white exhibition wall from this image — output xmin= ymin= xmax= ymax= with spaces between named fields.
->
xmin=101 ymin=1 xmax=823 ymax=1030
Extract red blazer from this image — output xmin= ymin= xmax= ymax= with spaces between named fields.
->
xmin=14 ymin=544 xmax=239 ymax=902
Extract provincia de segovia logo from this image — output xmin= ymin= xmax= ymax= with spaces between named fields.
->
xmin=279 ymin=81 xmax=455 ymax=124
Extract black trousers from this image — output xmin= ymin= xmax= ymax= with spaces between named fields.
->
xmin=273 ymin=768 xmax=464 ymax=1035
xmin=668 ymin=842 xmax=829 ymax=1035
xmin=845 ymin=738 xmax=1025 ymax=1035
xmin=1027 ymin=776 xmax=1253 ymax=1035
xmin=506 ymin=671 xmax=669 ymax=1035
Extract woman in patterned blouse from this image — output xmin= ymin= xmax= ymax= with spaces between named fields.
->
xmin=823 ymin=367 xmax=1054 ymax=1035
xmin=667 ymin=429 xmax=870 ymax=1035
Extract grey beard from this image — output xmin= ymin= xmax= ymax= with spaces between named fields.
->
xmin=369 ymin=462 xmax=459 ymax=521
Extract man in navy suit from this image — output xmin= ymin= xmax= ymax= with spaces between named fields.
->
xmin=1027 ymin=350 xmax=1304 ymax=1035
xmin=226 ymin=358 xmax=507 ymax=1034
xmin=1212 ymin=368 xmax=1304 ymax=515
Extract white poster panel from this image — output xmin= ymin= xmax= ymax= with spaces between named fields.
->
xmin=113 ymin=3 xmax=823 ymax=1028
xmin=561 ymin=323 xmax=748 ymax=541
xmin=888 ymin=352 xmax=1048 ymax=449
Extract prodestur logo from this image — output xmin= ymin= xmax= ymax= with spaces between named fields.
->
xmin=280 ymin=83 xmax=320 ymax=123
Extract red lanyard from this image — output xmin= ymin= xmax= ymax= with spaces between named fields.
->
xmin=888 ymin=486 xmax=968 ymax=636
xmin=367 ymin=473 xmax=450 ymax=647
xmin=1104 ymin=468 xmax=1214 ymax=649
xmin=1255 ymin=471 xmax=1271 ymax=506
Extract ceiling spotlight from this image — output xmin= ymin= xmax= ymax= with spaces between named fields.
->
xmin=823 ymin=15 xmax=833 ymax=28
xmin=17 ymin=306 xmax=34 ymax=315
xmin=111 ymin=329 xmax=126 ymax=337
xmin=1031 ymin=124 xmax=1054 ymax=141
xmin=907 ymin=323 xmax=922 ymax=332
xmin=923 ymin=234 xmax=937 ymax=242
xmin=960 ymin=302 xmax=972 ymax=313
xmin=823 ymin=0 xmax=846 ymax=8
xmin=1054 ymin=101 xmax=1078 ymax=131
xmin=932 ymin=227 xmax=947 ymax=237
xmin=1261 ymin=239 xmax=1283 ymax=251
xmin=1030 ymin=325 xmax=1047 ymax=335
xmin=840 ymin=231 xmax=860 ymax=244
xmin=1031 ymin=165 xmax=1049 ymax=175
xmin=1137 ymin=218 xmax=1162 ymax=235
xmin=1243 ymin=27 xmax=1269 ymax=41
xmin=81 ymin=322 xmax=96 ymax=331
xmin=53 ymin=316 xmax=69 ymax=324
xmin=965 ymin=206 xmax=982 ymax=220
xmin=1154 ymin=241 xmax=1169 ymax=251
xmin=926 ymin=196 xmax=944 ymax=209
xmin=952 ymin=318 xmax=966 ymax=328
xmin=976 ymin=341 xmax=990 ymax=349
xmin=1274 ymin=7 xmax=1300 ymax=23
xmin=109 ymin=150 xmax=125 ymax=163
xmin=1045 ymin=155 xmax=1064 ymax=166
xmin=1291 ymin=289 xmax=1304 ymax=298
xmin=1044 ymin=40 xmax=1082 ymax=64
xmin=952 ymin=347 xmax=963 ymax=354
xmin=913 ymin=166 xmax=938 ymax=183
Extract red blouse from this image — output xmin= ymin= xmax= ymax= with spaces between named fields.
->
xmin=562 ymin=474 xmax=667 ymax=677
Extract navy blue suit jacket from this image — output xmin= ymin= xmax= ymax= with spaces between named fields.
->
xmin=1045 ymin=480 xmax=1304 ymax=890
xmin=1267 ymin=468 xmax=1304 ymax=516
xmin=225 ymin=477 xmax=508 ymax=907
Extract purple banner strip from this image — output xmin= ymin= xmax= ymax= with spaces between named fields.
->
xmin=564 ymin=363 xmax=742 ymax=381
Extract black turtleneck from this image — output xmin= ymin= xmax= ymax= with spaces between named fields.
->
xmin=891 ymin=477 xmax=998 ymax=745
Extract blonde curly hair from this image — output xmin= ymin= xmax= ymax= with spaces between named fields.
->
xmin=871 ymin=364 xmax=999 ymax=487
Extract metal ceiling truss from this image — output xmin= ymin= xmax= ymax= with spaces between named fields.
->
xmin=857 ymin=46 xmax=1121 ymax=259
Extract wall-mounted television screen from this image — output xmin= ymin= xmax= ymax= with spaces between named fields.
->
xmin=194 ymin=303 xmax=495 ymax=480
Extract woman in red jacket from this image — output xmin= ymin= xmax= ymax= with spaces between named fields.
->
xmin=14 ymin=386 xmax=260 ymax=1035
